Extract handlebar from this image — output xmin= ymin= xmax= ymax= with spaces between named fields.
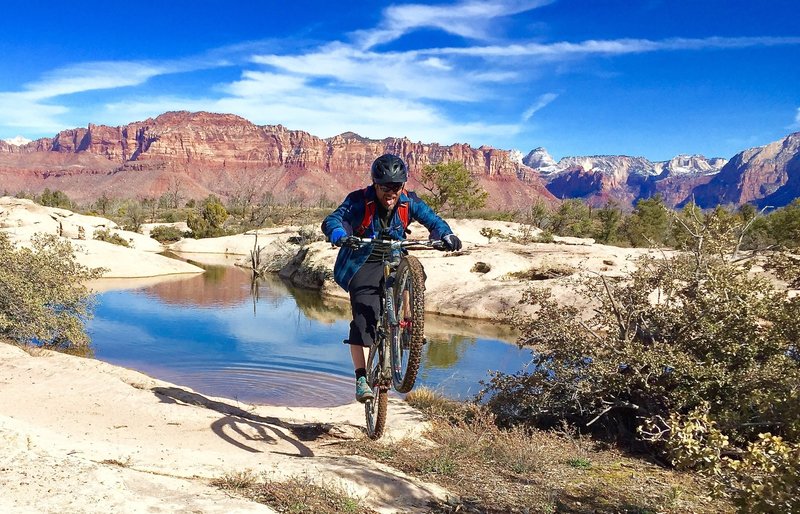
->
xmin=335 ymin=236 xmax=448 ymax=251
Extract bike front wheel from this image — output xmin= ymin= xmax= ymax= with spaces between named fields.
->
xmin=390 ymin=255 xmax=426 ymax=393
xmin=365 ymin=344 xmax=387 ymax=439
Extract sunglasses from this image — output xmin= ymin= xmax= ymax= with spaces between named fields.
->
xmin=375 ymin=182 xmax=404 ymax=193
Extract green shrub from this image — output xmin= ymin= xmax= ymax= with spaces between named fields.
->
xmin=37 ymin=188 xmax=73 ymax=209
xmin=486 ymin=209 xmax=800 ymax=506
xmin=187 ymin=195 xmax=228 ymax=238
xmin=93 ymin=228 xmax=130 ymax=247
xmin=0 ymin=232 xmax=104 ymax=351
xmin=149 ymin=225 xmax=184 ymax=243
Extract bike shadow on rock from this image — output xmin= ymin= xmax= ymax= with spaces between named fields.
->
xmin=152 ymin=386 xmax=314 ymax=457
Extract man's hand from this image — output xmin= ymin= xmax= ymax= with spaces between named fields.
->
xmin=330 ymin=227 xmax=347 ymax=244
xmin=441 ymin=233 xmax=462 ymax=251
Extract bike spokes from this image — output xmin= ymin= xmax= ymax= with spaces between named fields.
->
xmin=390 ymin=256 xmax=426 ymax=393
xmin=364 ymin=345 xmax=387 ymax=439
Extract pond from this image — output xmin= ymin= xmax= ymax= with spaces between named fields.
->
xmin=87 ymin=257 xmax=532 ymax=407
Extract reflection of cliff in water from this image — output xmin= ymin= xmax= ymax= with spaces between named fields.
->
xmin=142 ymin=262 xmax=253 ymax=308
xmin=293 ymin=290 xmax=517 ymax=343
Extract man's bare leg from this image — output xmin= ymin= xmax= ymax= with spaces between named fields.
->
xmin=351 ymin=343 xmax=369 ymax=370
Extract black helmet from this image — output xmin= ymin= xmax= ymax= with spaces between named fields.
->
xmin=371 ymin=154 xmax=408 ymax=184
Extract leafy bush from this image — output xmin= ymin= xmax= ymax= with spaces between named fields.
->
xmin=550 ymin=199 xmax=593 ymax=238
xmin=37 ymin=188 xmax=73 ymax=209
xmin=486 ymin=209 xmax=800 ymax=506
xmin=622 ymin=194 xmax=672 ymax=246
xmin=93 ymin=228 xmax=130 ymax=247
xmin=149 ymin=225 xmax=184 ymax=243
xmin=187 ymin=195 xmax=229 ymax=238
xmin=743 ymin=198 xmax=800 ymax=250
xmin=0 ymin=232 xmax=104 ymax=351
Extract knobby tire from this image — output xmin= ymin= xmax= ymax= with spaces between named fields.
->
xmin=365 ymin=345 xmax=387 ymax=439
xmin=390 ymin=255 xmax=426 ymax=393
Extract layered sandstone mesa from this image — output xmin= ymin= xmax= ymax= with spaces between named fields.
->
xmin=691 ymin=132 xmax=800 ymax=209
xmin=0 ymin=111 xmax=555 ymax=210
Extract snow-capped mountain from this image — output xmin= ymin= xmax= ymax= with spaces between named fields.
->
xmin=3 ymin=136 xmax=31 ymax=146
xmin=522 ymin=147 xmax=557 ymax=172
xmin=654 ymin=155 xmax=728 ymax=177
xmin=520 ymin=148 xmax=729 ymax=207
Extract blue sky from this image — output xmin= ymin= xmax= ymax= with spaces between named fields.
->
xmin=1 ymin=0 xmax=798 ymax=161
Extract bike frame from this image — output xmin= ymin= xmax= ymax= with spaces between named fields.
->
xmin=343 ymin=236 xmax=443 ymax=386
xmin=337 ymin=235 xmax=445 ymax=438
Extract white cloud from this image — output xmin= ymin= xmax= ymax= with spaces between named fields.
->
xmin=425 ymin=36 xmax=800 ymax=59
xmin=352 ymin=0 xmax=553 ymax=49
xmin=795 ymin=107 xmax=800 ymax=127
xmin=522 ymin=93 xmax=558 ymax=122
xmin=101 ymin=86 xmax=520 ymax=146
xmin=0 ymin=92 xmax=69 ymax=133
xmin=252 ymin=43 xmax=485 ymax=101
xmin=25 ymin=61 xmax=166 ymax=99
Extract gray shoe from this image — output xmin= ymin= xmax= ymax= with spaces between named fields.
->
xmin=355 ymin=376 xmax=374 ymax=403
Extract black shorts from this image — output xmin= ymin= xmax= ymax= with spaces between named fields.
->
xmin=347 ymin=261 xmax=384 ymax=347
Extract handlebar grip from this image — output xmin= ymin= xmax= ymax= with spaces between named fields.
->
xmin=335 ymin=236 xmax=363 ymax=248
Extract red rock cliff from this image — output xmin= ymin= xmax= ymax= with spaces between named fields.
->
xmin=1 ymin=111 xmax=553 ymax=209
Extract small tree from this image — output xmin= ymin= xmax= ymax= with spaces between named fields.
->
xmin=123 ymin=202 xmax=147 ymax=233
xmin=95 ymin=192 xmax=112 ymax=215
xmin=38 ymin=188 xmax=73 ymax=209
xmin=139 ymin=196 xmax=158 ymax=222
xmin=164 ymin=175 xmax=184 ymax=209
xmin=0 ymin=233 xmax=104 ymax=352
xmin=594 ymin=201 xmax=623 ymax=244
xmin=418 ymin=161 xmax=488 ymax=215
xmin=187 ymin=195 xmax=228 ymax=238
xmin=550 ymin=199 xmax=593 ymax=238
xmin=623 ymin=194 xmax=671 ymax=247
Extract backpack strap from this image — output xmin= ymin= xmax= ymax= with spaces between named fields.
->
xmin=356 ymin=187 xmax=412 ymax=236
xmin=397 ymin=189 xmax=411 ymax=229
xmin=356 ymin=187 xmax=375 ymax=236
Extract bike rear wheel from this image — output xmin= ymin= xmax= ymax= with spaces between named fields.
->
xmin=365 ymin=344 xmax=387 ymax=439
xmin=390 ymin=255 xmax=426 ymax=393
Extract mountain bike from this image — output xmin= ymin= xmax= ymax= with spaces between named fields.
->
xmin=339 ymin=235 xmax=446 ymax=439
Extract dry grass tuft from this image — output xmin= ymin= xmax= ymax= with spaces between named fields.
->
xmin=211 ymin=472 xmax=378 ymax=514
xmin=210 ymin=470 xmax=258 ymax=492
xmin=342 ymin=390 xmax=729 ymax=513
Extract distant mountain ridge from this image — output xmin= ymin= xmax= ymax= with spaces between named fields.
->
xmin=0 ymin=111 xmax=798 ymax=210
xmin=522 ymin=148 xmax=731 ymax=207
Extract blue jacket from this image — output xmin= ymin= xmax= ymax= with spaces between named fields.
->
xmin=321 ymin=186 xmax=453 ymax=292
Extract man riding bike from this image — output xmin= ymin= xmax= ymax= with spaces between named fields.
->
xmin=321 ymin=154 xmax=462 ymax=402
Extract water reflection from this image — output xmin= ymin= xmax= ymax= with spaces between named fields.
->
xmin=87 ymin=261 xmax=530 ymax=407
xmin=426 ymin=334 xmax=477 ymax=369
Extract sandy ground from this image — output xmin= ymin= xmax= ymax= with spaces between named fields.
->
xmin=0 ymin=343 xmax=451 ymax=513
xmin=0 ymin=196 xmax=666 ymax=513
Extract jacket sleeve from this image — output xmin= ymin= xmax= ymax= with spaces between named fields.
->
xmin=408 ymin=192 xmax=453 ymax=240
xmin=322 ymin=190 xmax=360 ymax=238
